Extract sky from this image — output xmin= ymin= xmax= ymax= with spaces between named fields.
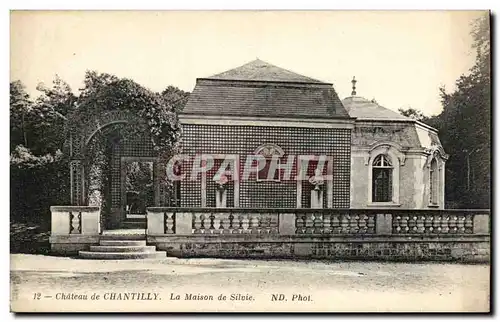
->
xmin=10 ymin=10 xmax=486 ymax=116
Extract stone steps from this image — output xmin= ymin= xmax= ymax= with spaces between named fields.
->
xmin=99 ymin=240 xmax=146 ymax=246
xmin=79 ymin=250 xmax=166 ymax=260
xmin=100 ymin=234 xmax=146 ymax=241
xmin=78 ymin=230 xmax=166 ymax=259
xmin=120 ymin=220 xmax=147 ymax=229
xmin=90 ymin=245 xmax=156 ymax=252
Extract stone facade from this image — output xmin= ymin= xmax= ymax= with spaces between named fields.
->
xmin=152 ymin=240 xmax=489 ymax=263
xmin=350 ymin=121 xmax=448 ymax=209
xmin=344 ymin=94 xmax=448 ymax=210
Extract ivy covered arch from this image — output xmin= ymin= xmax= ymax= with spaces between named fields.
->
xmin=64 ymin=73 xmax=181 ymax=229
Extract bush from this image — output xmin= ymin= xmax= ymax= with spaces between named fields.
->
xmin=10 ymin=146 xmax=69 ymax=227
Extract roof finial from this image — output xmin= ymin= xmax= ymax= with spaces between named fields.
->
xmin=351 ymin=76 xmax=357 ymax=96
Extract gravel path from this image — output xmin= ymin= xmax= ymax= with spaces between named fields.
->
xmin=10 ymin=254 xmax=490 ymax=312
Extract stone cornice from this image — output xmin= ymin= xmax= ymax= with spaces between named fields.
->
xmin=179 ymin=114 xmax=355 ymax=129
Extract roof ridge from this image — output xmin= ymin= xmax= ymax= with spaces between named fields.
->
xmin=206 ymin=59 xmax=327 ymax=84
xmin=342 ymin=96 xmax=413 ymax=121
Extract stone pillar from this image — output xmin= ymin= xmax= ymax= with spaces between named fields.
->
xmin=175 ymin=212 xmax=193 ymax=235
xmin=473 ymin=214 xmax=490 ymax=234
xmin=147 ymin=210 xmax=165 ymax=235
xmin=279 ymin=213 xmax=296 ymax=235
xmin=80 ymin=207 xmax=101 ymax=235
xmin=51 ymin=208 xmax=71 ymax=235
xmin=376 ymin=213 xmax=392 ymax=235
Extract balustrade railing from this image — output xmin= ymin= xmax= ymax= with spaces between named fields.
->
xmin=295 ymin=212 xmax=376 ymax=235
xmin=146 ymin=208 xmax=490 ymax=237
xmin=192 ymin=212 xmax=279 ymax=235
xmin=392 ymin=212 xmax=474 ymax=234
xmin=50 ymin=206 xmax=101 ymax=235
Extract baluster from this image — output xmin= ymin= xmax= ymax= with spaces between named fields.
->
xmin=234 ymin=215 xmax=243 ymax=234
xmin=212 ymin=213 xmax=222 ymax=234
xmin=449 ymin=215 xmax=458 ymax=234
xmin=464 ymin=214 xmax=473 ymax=233
xmin=457 ymin=216 xmax=466 ymax=233
xmin=401 ymin=216 xmax=410 ymax=233
xmin=250 ymin=214 xmax=259 ymax=234
xmin=271 ymin=214 xmax=279 ymax=234
xmin=408 ymin=215 xmax=417 ymax=233
xmin=247 ymin=214 xmax=254 ymax=234
xmin=75 ymin=211 xmax=81 ymax=234
xmin=367 ymin=215 xmax=375 ymax=234
xmin=305 ymin=213 xmax=314 ymax=234
xmin=323 ymin=214 xmax=331 ymax=234
xmin=164 ymin=212 xmax=175 ymax=234
xmin=331 ymin=214 xmax=340 ymax=233
xmin=441 ymin=215 xmax=450 ymax=234
xmin=221 ymin=213 xmax=227 ymax=234
xmin=193 ymin=213 xmax=203 ymax=234
xmin=313 ymin=213 xmax=323 ymax=234
xmin=424 ymin=215 xmax=433 ymax=233
xmin=295 ymin=214 xmax=305 ymax=234
xmin=358 ymin=214 xmax=367 ymax=234
xmin=393 ymin=215 xmax=401 ymax=233
xmin=263 ymin=216 xmax=272 ymax=234
xmin=241 ymin=214 xmax=250 ymax=233
xmin=350 ymin=214 xmax=359 ymax=234
xmin=259 ymin=214 xmax=266 ymax=234
xmin=340 ymin=214 xmax=349 ymax=234
xmin=416 ymin=216 xmax=425 ymax=234
xmin=207 ymin=213 xmax=215 ymax=233
xmin=228 ymin=214 xmax=235 ymax=234
xmin=69 ymin=211 xmax=74 ymax=234
xmin=433 ymin=215 xmax=441 ymax=234
xmin=69 ymin=211 xmax=82 ymax=234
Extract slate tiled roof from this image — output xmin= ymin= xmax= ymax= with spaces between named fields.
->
xmin=342 ymin=96 xmax=412 ymax=121
xmin=207 ymin=59 xmax=325 ymax=84
xmin=182 ymin=59 xmax=351 ymax=119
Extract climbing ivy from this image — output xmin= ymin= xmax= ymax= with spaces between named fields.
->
xmin=70 ymin=71 xmax=182 ymax=157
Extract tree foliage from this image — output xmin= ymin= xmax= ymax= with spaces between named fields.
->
xmin=161 ymin=86 xmax=190 ymax=113
xmin=428 ymin=14 xmax=490 ymax=208
xmin=10 ymin=71 xmax=189 ymax=225
xmin=398 ymin=107 xmax=429 ymax=122
xmin=74 ymin=71 xmax=182 ymax=154
xmin=10 ymin=81 xmax=32 ymax=150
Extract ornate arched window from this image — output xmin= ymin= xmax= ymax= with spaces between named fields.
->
xmin=254 ymin=144 xmax=284 ymax=182
xmin=372 ymin=154 xmax=393 ymax=202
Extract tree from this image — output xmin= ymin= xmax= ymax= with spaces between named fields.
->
xmin=161 ymin=86 xmax=190 ymax=113
xmin=31 ymin=75 xmax=77 ymax=155
xmin=10 ymin=81 xmax=32 ymax=150
xmin=433 ymin=14 xmax=490 ymax=208
xmin=398 ymin=107 xmax=429 ymax=122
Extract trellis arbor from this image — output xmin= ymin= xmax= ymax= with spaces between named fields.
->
xmin=61 ymin=77 xmax=181 ymax=231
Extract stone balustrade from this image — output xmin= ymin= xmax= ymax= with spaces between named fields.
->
xmin=145 ymin=208 xmax=490 ymax=262
xmin=50 ymin=206 xmax=101 ymax=235
xmin=146 ymin=207 xmax=490 ymax=237
xmin=49 ymin=206 xmax=101 ymax=255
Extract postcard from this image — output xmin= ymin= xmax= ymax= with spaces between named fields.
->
xmin=10 ymin=10 xmax=491 ymax=313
